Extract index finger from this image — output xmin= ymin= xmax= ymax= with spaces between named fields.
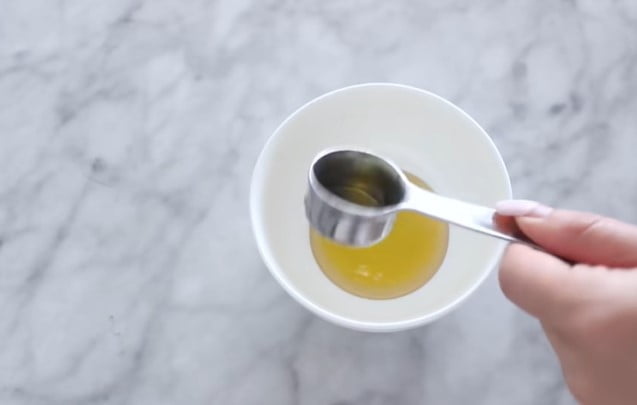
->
xmin=499 ymin=243 xmax=576 ymax=321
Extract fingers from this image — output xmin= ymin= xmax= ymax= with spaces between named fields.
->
xmin=497 ymin=200 xmax=637 ymax=322
xmin=496 ymin=200 xmax=637 ymax=267
xmin=518 ymin=210 xmax=637 ymax=267
xmin=499 ymin=243 xmax=575 ymax=320
xmin=493 ymin=214 xmax=520 ymax=236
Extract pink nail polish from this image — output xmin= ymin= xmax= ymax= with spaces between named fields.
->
xmin=495 ymin=200 xmax=553 ymax=218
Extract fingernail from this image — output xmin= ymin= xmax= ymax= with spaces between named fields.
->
xmin=495 ymin=200 xmax=553 ymax=218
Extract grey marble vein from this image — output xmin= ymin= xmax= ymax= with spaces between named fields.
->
xmin=1 ymin=0 xmax=637 ymax=404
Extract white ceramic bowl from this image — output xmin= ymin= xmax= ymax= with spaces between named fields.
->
xmin=250 ymin=83 xmax=511 ymax=332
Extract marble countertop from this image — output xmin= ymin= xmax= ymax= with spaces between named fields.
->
xmin=1 ymin=1 xmax=637 ymax=404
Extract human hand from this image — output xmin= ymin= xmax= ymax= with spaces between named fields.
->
xmin=496 ymin=200 xmax=637 ymax=405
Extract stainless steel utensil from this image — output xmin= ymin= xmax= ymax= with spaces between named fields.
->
xmin=305 ymin=148 xmax=532 ymax=248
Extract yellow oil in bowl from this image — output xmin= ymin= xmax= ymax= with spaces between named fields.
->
xmin=310 ymin=172 xmax=449 ymax=299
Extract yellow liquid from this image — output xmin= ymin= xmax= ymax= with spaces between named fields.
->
xmin=310 ymin=172 xmax=449 ymax=299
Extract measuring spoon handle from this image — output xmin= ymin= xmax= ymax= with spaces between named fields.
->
xmin=401 ymin=184 xmax=540 ymax=249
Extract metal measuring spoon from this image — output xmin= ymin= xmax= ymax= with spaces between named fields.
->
xmin=305 ymin=148 xmax=535 ymax=248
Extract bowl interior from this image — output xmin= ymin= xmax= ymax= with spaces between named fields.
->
xmin=251 ymin=83 xmax=511 ymax=331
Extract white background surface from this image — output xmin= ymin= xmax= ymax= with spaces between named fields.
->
xmin=1 ymin=1 xmax=637 ymax=404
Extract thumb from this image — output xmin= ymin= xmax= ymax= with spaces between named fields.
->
xmin=496 ymin=200 xmax=637 ymax=267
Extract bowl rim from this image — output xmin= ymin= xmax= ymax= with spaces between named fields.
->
xmin=249 ymin=82 xmax=512 ymax=332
